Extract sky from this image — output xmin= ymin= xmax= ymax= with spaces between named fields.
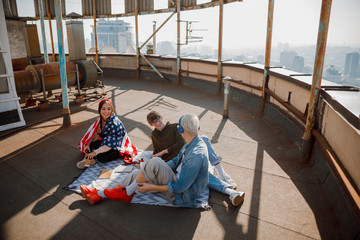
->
xmin=16 ymin=0 xmax=360 ymax=51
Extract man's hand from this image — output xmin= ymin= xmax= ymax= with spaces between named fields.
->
xmin=84 ymin=145 xmax=90 ymax=154
xmin=151 ymin=149 xmax=168 ymax=158
xmin=136 ymin=182 xmax=153 ymax=193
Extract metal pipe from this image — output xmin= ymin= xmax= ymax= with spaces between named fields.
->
xmin=300 ymin=0 xmax=332 ymax=163
xmin=139 ymin=12 xmax=175 ymax=50
xmin=176 ymin=0 xmax=181 ymax=84
xmin=76 ymin=63 xmax=80 ymax=95
xmin=40 ymin=68 xmax=46 ymax=101
xmin=223 ymin=76 xmax=231 ymax=118
xmin=140 ymin=54 xmax=164 ymax=79
xmin=46 ymin=0 xmax=55 ymax=62
xmin=38 ymin=0 xmax=49 ymax=63
xmin=186 ymin=21 xmax=189 ymax=45
xmin=259 ymin=0 xmax=275 ymax=115
xmin=55 ymin=0 xmax=71 ymax=126
xmin=135 ymin=0 xmax=140 ymax=80
xmin=153 ymin=21 xmax=156 ymax=54
xmin=216 ymin=0 xmax=224 ymax=94
xmin=92 ymin=0 xmax=98 ymax=65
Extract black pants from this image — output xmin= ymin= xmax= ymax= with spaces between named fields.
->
xmin=90 ymin=140 xmax=119 ymax=163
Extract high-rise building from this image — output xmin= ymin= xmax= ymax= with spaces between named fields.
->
xmin=344 ymin=52 xmax=360 ymax=78
xmin=292 ymin=56 xmax=304 ymax=73
xmin=325 ymin=65 xmax=341 ymax=83
xmin=280 ymin=51 xmax=297 ymax=69
xmin=91 ymin=19 xmax=133 ymax=53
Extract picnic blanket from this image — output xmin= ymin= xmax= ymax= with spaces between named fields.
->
xmin=66 ymin=152 xmax=210 ymax=209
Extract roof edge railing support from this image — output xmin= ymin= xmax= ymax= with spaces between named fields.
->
xmin=259 ymin=0 xmax=274 ymax=115
xmin=38 ymin=0 xmax=49 ymax=64
xmin=176 ymin=0 xmax=181 ymax=85
xmin=92 ymin=0 xmax=98 ymax=65
xmin=135 ymin=0 xmax=140 ymax=80
xmin=46 ymin=0 xmax=55 ymax=62
xmin=55 ymin=0 xmax=71 ymax=127
xmin=216 ymin=0 xmax=224 ymax=95
xmin=300 ymin=0 xmax=332 ymax=164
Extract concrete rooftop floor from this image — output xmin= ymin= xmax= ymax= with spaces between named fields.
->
xmin=0 ymin=77 xmax=343 ymax=240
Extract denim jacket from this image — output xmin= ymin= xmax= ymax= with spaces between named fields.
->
xmin=167 ymin=136 xmax=209 ymax=207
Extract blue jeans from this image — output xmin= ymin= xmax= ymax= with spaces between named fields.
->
xmin=209 ymin=172 xmax=232 ymax=194
xmin=201 ymin=135 xmax=221 ymax=166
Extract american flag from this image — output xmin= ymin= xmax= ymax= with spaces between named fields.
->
xmin=78 ymin=117 xmax=138 ymax=163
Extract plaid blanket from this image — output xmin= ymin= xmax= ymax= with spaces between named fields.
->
xmin=66 ymin=157 xmax=209 ymax=209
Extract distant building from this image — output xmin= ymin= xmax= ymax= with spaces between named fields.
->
xmin=325 ymin=65 xmax=341 ymax=83
xmin=234 ymin=55 xmax=247 ymax=62
xmin=292 ymin=56 xmax=304 ymax=73
xmin=157 ymin=41 xmax=174 ymax=55
xmin=91 ymin=19 xmax=133 ymax=53
xmin=257 ymin=55 xmax=265 ymax=64
xmin=344 ymin=52 xmax=359 ymax=78
xmin=280 ymin=51 xmax=297 ymax=69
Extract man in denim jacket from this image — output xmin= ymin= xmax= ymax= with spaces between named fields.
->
xmin=80 ymin=113 xmax=210 ymax=208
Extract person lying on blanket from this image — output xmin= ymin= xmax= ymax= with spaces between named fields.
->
xmin=80 ymin=114 xmax=245 ymax=207
xmin=147 ymin=110 xmax=238 ymax=189
xmin=76 ymin=98 xmax=137 ymax=169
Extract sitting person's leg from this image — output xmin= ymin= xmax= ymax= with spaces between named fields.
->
xmin=140 ymin=157 xmax=177 ymax=186
xmin=80 ymin=158 xmax=177 ymax=205
xmin=201 ymin=135 xmax=237 ymax=189
xmin=76 ymin=140 xmax=102 ymax=169
xmin=95 ymin=148 xmax=119 ymax=163
xmin=209 ymin=173 xmax=245 ymax=207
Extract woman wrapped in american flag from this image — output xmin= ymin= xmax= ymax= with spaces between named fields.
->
xmin=77 ymin=98 xmax=137 ymax=169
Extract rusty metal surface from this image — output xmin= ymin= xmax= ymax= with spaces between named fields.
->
xmin=75 ymin=60 xmax=98 ymax=87
xmin=45 ymin=0 xmax=56 ymax=62
xmin=217 ymin=0 xmax=223 ymax=85
xmin=14 ymin=69 xmax=40 ymax=94
xmin=303 ymin=0 xmax=332 ymax=140
xmin=259 ymin=0 xmax=274 ymax=115
xmin=12 ymin=58 xmax=30 ymax=71
xmin=25 ymin=61 xmax=77 ymax=92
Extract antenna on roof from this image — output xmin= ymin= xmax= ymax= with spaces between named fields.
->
xmin=179 ymin=20 xmax=207 ymax=45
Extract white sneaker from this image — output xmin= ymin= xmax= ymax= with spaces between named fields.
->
xmin=220 ymin=173 xmax=237 ymax=189
xmin=229 ymin=192 xmax=245 ymax=207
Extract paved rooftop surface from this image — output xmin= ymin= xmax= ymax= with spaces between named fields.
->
xmin=0 ymin=77 xmax=343 ymax=239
